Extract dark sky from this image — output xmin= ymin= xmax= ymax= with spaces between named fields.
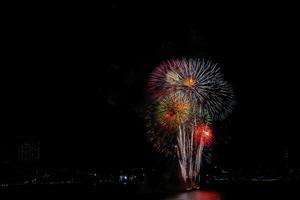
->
xmin=3 ymin=2 xmax=299 ymax=169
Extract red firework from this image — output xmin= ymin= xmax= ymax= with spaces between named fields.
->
xmin=194 ymin=123 xmax=213 ymax=145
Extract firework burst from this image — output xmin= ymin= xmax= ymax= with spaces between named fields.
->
xmin=146 ymin=58 xmax=234 ymax=187
xmin=148 ymin=58 xmax=235 ymax=121
xmin=156 ymin=93 xmax=193 ymax=130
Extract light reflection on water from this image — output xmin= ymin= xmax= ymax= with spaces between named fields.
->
xmin=161 ymin=191 xmax=222 ymax=200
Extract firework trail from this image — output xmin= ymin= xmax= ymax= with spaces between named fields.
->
xmin=146 ymin=58 xmax=234 ymax=187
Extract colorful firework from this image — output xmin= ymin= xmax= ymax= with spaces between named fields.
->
xmin=148 ymin=58 xmax=235 ymax=121
xmin=145 ymin=105 xmax=177 ymax=157
xmin=156 ymin=93 xmax=192 ymax=130
xmin=146 ymin=58 xmax=234 ymax=187
xmin=148 ymin=59 xmax=183 ymax=101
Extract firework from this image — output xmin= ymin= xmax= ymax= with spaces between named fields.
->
xmin=146 ymin=105 xmax=177 ymax=157
xmin=148 ymin=58 xmax=235 ymax=121
xmin=195 ymin=123 xmax=213 ymax=145
xmin=148 ymin=59 xmax=183 ymax=101
xmin=146 ymin=58 xmax=234 ymax=187
xmin=156 ymin=93 xmax=193 ymax=130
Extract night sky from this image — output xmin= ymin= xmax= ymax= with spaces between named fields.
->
xmin=3 ymin=3 xmax=299 ymax=169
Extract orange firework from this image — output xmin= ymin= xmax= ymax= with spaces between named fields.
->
xmin=183 ymin=77 xmax=196 ymax=89
xmin=156 ymin=94 xmax=192 ymax=130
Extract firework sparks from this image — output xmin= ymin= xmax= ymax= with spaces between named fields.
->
xmin=148 ymin=58 xmax=235 ymax=121
xmin=195 ymin=123 xmax=213 ymax=145
xmin=156 ymin=93 xmax=192 ymax=130
xmin=146 ymin=58 xmax=234 ymax=187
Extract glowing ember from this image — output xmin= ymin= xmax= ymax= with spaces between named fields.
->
xmin=183 ymin=77 xmax=196 ymax=89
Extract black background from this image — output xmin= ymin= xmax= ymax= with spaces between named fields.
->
xmin=3 ymin=2 xmax=299 ymax=170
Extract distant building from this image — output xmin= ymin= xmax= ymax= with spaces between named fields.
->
xmin=16 ymin=136 xmax=40 ymax=162
xmin=0 ymin=136 xmax=41 ymax=164
xmin=283 ymin=148 xmax=289 ymax=171
xmin=0 ymin=144 xmax=10 ymax=164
